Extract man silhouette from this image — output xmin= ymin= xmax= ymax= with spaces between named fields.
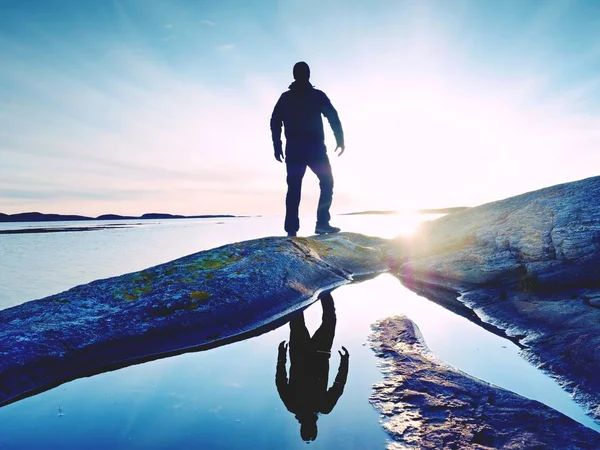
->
xmin=275 ymin=294 xmax=350 ymax=442
xmin=270 ymin=61 xmax=345 ymax=237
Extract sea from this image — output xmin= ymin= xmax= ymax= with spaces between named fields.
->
xmin=0 ymin=214 xmax=598 ymax=449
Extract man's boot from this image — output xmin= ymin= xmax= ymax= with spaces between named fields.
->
xmin=315 ymin=224 xmax=341 ymax=235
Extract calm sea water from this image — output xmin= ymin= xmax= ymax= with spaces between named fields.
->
xmin=0 ymin=215 xmax=597 ymax=449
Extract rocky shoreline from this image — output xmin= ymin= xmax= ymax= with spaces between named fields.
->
xmin=0 ymin=233 xmax=391 ymax=407
xmin=393 ymin=176 xmax=600 ymax=423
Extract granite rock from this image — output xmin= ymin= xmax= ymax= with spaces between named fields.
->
xmin=370 ymin=316 xmax=600 ymax=449
xmin=0 ymin=232 xmax=391 ymax=407
xmin=398 ymin=176 xmax=600 ymax=290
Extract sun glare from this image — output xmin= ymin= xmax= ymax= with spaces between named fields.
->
xmin=335 ymin=211 xmax=435 ymax=239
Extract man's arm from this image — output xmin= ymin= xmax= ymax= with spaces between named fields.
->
xmin=270 ymin=95 xmax=285 ymax=162
xmin=320 ymin=92 xmax=345 ymax=156
xmin=275 ymin=341 xmax=295 ymax=412
xmin=321 ymin=346 xmax=349 ymax=414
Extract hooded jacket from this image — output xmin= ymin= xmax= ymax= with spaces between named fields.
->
xmin=270 ymin=81 xmax=344 ymax=155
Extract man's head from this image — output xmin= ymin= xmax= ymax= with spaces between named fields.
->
xmin=298 ymin=413 xmax=318 ymax=442
xmin=293 ymin=61 xmax=310 ymax=82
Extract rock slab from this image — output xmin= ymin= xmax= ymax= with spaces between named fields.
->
xmin=398 ymin=176 xmax=600 ymax=289
xmin=0 ymin=232 xmax=391 ymax=407
xmin=370 ymin=316 xmax=600 ymax=450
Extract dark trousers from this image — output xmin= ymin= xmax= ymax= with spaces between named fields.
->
xmin=288 ymin=294 xmax=337 ymax=391
xmin=284 ymin=152 xmax=334 ymax=233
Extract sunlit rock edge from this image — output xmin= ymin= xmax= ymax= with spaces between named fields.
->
xmin=369 ymin=316 xmax=600 ymax=450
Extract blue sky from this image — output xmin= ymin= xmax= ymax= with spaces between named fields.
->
xmin=1 ymin=0 xmax=599 ymax=216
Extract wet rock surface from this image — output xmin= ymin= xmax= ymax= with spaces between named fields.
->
xmin=369 ymin=316 xmax=600 ymax=450
xmin=396 ymin=176 xmax=600 ymax=420
xmin=0 ymin=232 xmax=391 ymax=407
xmin=460 ymin=287 xmax=600 ymax=420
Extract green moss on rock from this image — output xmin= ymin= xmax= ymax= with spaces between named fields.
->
xmin=190 ymin=291 xmax=210 ymax=301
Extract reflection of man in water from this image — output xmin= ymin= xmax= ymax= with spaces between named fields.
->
xmin=275 ymin=293 xmax=350 ymax=442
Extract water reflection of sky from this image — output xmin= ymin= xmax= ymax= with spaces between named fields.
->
xmin=0 ymin=215 xmax=598 ymax=449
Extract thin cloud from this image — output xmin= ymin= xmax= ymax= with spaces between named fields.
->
xmin=201 ymin=19 xmax=215 ymax=27
xmin=215 ymin=43 xmax=234 ymax=51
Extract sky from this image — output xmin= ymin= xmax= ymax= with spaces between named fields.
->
xmin=1 ymin=0 xmax=599 ymax=216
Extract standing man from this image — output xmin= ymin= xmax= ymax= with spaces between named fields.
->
xmin=270 ymin=62 xmax=345 ymax=237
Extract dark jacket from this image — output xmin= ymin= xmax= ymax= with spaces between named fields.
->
xmin=270 ymin=81 xmax=344 ymax=155
xmin=276 ymin=351 xmax=349 ymax=418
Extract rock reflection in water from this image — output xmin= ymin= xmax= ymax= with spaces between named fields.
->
xmin=275 ymin=293 xmax=350 ymax=442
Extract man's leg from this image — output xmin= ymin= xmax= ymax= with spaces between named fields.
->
xmin=308 ymin=154 xmax=334 ymax=229
xmin=290 ymin=313 xmax=311 ymax=352
xmin=310 ymin=294 xmax=337 ymax=393
xmin=311 ymin=293 xmax=337 ymax=353
xmin=285 ymin=162 xmax=307 ymax=234
xmin=289 ymin=312 xmax=311 ymax=381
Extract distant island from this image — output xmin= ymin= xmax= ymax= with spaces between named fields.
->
xmin=0 ymin=212 xmax=238 ymax=223
xmin=1 ymin=208 xmax=470 ymax=224
xmin=341 ymin=207 xmax=469 ymax=216
xmin=340 ymin=210 xmax=398 ymax=216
